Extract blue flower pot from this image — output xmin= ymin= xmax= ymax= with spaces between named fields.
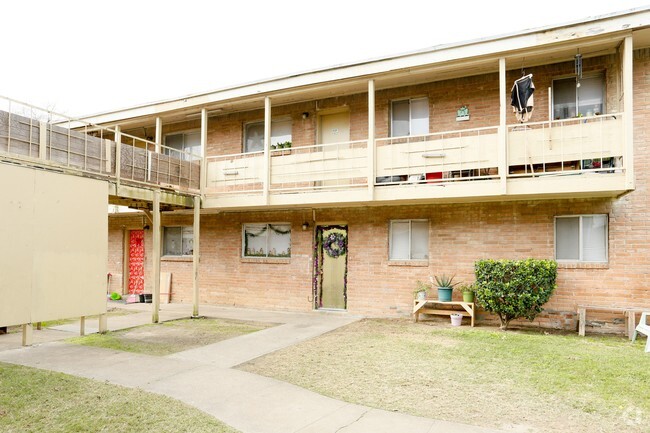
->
xmin=437 ymin=287 xmax=453 ymax=302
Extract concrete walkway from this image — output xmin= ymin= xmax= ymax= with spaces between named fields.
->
xmin=0 ymin=303 xmax=504 ymax=433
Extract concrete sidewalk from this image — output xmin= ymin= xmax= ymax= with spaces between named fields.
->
xmin=0 ymin=303 xmax=504 ymax=433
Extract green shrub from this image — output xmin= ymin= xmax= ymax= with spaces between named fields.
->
xmin=474 ymin=259 xmax=557 ymax=330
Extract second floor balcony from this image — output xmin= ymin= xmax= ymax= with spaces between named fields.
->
xmin=204 ymin=112 xmax=628 ymax=209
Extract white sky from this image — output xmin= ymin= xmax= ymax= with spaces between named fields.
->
xmin=1 ymin=1 xmax=649 ymax=117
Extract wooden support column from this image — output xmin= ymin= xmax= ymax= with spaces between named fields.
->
xmin=155 ymin=117 xmax=162 ymax=153
xmin=192 ymin=195 xmax=201 ymax=318
xmin=200 ymin=108 xmax=208 ymax=196
xmin=498 ymin=58 xmax=507 ymax=194
xmin=152 ymin=191 xmax=161 ymax=324
xmin=22 ymin=324 xmax=33 ymax=346
xmin=38 ymin=121 xmax=47 ymax=160
xmin=367 ymin=79 xmax=375 ymax=200
xmin=263 ymin=97 xmax=271 ymax=204
xmin=623 ymin=35 xmax=634 ymax=190
xmin=98 ymin=313 xmax=108 ymax=334
xmin=80 ymin=316 xmax=86 ymax=336
xmin=115 ymin=126 xmax=122 ymax=189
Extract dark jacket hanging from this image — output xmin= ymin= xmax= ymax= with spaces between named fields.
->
xmin=511 ymin=74 xmax=535 ymax=122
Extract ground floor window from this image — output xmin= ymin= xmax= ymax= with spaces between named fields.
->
xmin=389 ymin=219 xmax=429 ymax=260
xmin=243 ymin=223 xmax=291 ymax=257
xmin=163 ymin=226 xmax=194 ymax=256
xmin=555 ymin=215 xmax=608 ymax=262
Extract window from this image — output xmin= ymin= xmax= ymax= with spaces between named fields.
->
xmin=389 ymin=220 xmax=428 ymax=260
xmin=242 ymin=223 xmax=291 ymax=258
xmin=164 ymin=131 xmax=201 ymax=160
xmin=552 ymin=75 xmax=604 ymax=120
xmin=163 ymin=227 xmax=193 ymax=256
xmin=244 ymin=119 xmax=292 ymax=153
xmin=555 ymin=215 xmax=608 ymax=262
xmin=391 ymin=98 xmax=429 ymax=137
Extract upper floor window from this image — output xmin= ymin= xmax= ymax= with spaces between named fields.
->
xmin=243 ymin=223 xmax=291 ymax=258
xmin=555 ymin=215 xmax=608 ymax=262
xmin=389 ymin=219 xmax=429 ymax=260
xmin=163 ymin=226 xmax=193 ymax=256
xmin=164 ymin=131 xmax=201 ymax=160
xmin=391 ymin=98 xmax=429 ymax=137
xmin=244 ymin=119 xmax=292 ymax=153
xmin=552 ymin=75 xmax=604 ymax=120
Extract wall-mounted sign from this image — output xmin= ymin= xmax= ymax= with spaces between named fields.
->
xmin=456 ymin=106 xmax=470 ymax=122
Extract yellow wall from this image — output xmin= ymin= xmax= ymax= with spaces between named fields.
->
xmin=0 ymin=163 xmax=107 ymax=326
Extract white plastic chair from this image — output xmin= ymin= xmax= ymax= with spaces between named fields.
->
xmin=632 ymin=312 xmax=650 ymax=353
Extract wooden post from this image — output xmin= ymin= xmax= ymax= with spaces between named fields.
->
xmin=192 ymin=195 xmax=201 ymax=318
xmin=80 ymin=316 xmax=86 ymax=336
xmin=152 ymin=191 xmax=161 ymax=323
xmin=115 ymin=126 xmax=122 ymax=189
xmin=623 ymin=35 xmax=634 ymax=190
xmin=578 ymin=307 xmax=586 ymax=337
xmin=263 ymin=97 xmax=271 ymax=205
xmin=155 ymin=117 xmax=162 ymax=154
xmin=200 ymin=108 xmax=208 ymax=196
xmin=22 ymin=324 xmax=33 ymax=347
xmin=98 ymin=313 xmax=108 ymax=334
xmin=36 ymin=322 xmax=42 ymax=331
xmin=627 ymin=310 xmax=636 ymax=340
xmin=498 ymin=58 xmax=507 ymax=194
xmin=367 ymin=79 xmax=375 ymax=200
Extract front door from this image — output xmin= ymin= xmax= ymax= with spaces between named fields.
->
xmin=314 ymin=225 xmax=348 ymax=310
xmin=128 ymin=229 xmax=145 ymax=295
xmin=318 ymin=111 xmax=350 ymax=145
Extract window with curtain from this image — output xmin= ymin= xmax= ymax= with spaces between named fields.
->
xmin=552 ymin=75 xmax=604 ymax=120
xmin=242 ymin=223 xmax=291 ymax=258
xmin=390 ymin=98 xmax=429 ymax=137
xmin=164 ymin=131 xmax=201 ymax=160
xmin=163 ymin=226 xmax=194 ymax=256
xmin=244 ymin=119 xmax=292 ymax=153
xmin=389 ymin=220 xmax=429 ymax=260
xmin=555 ymin=215 xmax=608 ymax=262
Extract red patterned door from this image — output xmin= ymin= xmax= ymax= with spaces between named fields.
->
xmin=128 ymin=230 xmax=145 ymax=295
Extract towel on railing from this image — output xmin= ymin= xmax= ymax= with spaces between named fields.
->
xmin=511 ymin=74 xmax=535 ymax=122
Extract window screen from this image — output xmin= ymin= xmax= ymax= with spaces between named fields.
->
xmin=389 ymin=220 xmax=429 ymax=260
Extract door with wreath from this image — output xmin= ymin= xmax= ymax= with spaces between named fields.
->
xmin=314 ymin=225 xmax=348 ymax=310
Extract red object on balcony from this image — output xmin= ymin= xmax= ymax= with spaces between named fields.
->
xmin=425 ymin=172 xmax=443 ymax=182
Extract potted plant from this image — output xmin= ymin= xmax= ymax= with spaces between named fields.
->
xmin=450 ymin=313 xmax=463 ymax=326
xmin=458 ymin=283 xmax=475 ymax=303
xmin=413 ymin=280 xmax=431 ymax=301
xmin=431 ymin=274 xmax=459 ymax=302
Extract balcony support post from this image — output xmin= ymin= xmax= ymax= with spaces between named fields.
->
xmin=368 ymin=79 xmax=375 ymax=200
xmin=498 ymin=57 xmax=507 ymax=194
xmin=200 ymin=108 xmax=208 ymax=196
xmin=263 ymin=97 xmax=271 ymax=204
xmin=155 ymin=117 xmax=162 ymax=153
xmin=192 ymin=195 xmax=201 ymax=318
xmin=115 ymin=125 xmax=121 ymax=189
xmin=152 ymin=190 xmax=161 ymax=324
xmin=623 ymin=34 xmax=634 ymax=189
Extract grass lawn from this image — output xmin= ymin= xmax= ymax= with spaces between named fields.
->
xmin=69 ymin=317 xmax=273 ymax=356
xmin=239 ymin=319 xmax=650 ymax=433
xmin=0 ymin=362 xmax=238 ymax=433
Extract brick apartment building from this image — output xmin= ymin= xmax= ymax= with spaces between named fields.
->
xmin=83 ymin=9 xmax=650 ymax=332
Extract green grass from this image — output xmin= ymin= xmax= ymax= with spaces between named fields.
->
xmin=239 ymin=319 xmax=650 ymax=433
xmin=69 ymin=317 xmax=273 ymax=356
xmin=0 ymin=362 xmax=238 ymax=433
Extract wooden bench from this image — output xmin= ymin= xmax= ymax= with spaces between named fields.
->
xmin=413 ymin=300 xmax=475 ymax=326
xmin=577 ymin=305 xmax=649 ymax=340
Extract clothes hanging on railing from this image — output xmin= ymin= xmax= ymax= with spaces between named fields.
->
xmin=511 ymin=74 xmax=535 ymax=122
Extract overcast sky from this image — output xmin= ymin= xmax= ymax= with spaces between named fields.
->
xmin=1 ymin=1 xmax=649 ymax=117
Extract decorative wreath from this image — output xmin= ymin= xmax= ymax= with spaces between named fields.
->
xmin=323 ymin=232 xmax=347 ymax=258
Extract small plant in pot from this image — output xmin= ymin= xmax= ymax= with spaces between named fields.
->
xmin=413 ymin=280 xmax=431 ymax=301
xmin=458 ymin=283 xmax=475 ymax=303
xmin=431 ymin=274 xmax=459 ymax=302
